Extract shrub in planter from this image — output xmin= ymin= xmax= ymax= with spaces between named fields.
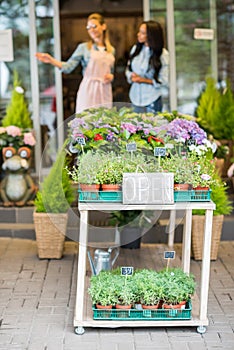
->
xmin=192 ymin=174 xmax=232 ymax=260
xmin=33 ymin=147 xmax=75 ymax=259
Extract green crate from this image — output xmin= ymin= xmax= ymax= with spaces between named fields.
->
xmin=92 ymin=301 xmax=192 ymax=320
xmin=174 ymin=190 xmax=211 ymax=202
xmin=78 ymin=190 xmax=122 ymax=202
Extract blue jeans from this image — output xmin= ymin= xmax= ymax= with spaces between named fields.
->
xmin=132 ymin=96 xmax=162 ymax=114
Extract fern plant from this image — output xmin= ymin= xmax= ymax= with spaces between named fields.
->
xmin=34 ymin=147 xmax=75 ymax=213
xmin=196 ymin=77 xmax=234 ymax=140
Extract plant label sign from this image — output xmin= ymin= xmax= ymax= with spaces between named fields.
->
xmin=121 ymin=266 xmax=134 ymax=276
xmin=164 ymin=251 xmax=175 ymax=259
xmin=76 ymin=136 xmax=86 ymax=145
xmin=154 ymin=147 xmax=166 ymax=157
xmin=126 ymin=142 xmax=137 ymax=152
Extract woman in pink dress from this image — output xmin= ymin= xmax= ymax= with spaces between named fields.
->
xmin=36 ymin=13 xmax=115 ymax=113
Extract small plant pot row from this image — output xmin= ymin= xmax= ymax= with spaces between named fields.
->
xmin=88 ymin=267 xmax=196 ymax=320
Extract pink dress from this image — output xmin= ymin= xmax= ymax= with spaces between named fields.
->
xmin=75 ymin=47 xmax=115 ymax=113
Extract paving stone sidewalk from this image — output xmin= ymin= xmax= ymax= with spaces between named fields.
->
xmin=0 ymin=238 xmax=233 ymax=350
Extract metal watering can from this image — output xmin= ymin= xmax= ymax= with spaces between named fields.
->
xmin=87 ymin=247 xmax=119 ymax=275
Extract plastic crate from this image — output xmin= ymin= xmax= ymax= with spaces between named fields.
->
xmin=78 ymin=190 xmax=122 ymax=202
xmin=174 ymin=190 xmax=211 ymax=202
xmin=92 ymin=301 xmax=192 ymax=321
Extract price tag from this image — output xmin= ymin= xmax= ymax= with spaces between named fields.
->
xmin=154 ymin=147 xmax=166 ymax=157
xmin=165 ymin=143 xmax=174 ymax=149
xmin=187 ymin=139 xmax=196 ymax=146
xmin=164 ymin=251 xmax=175 ymax=259
xmin=76 ymin=136 xmax=86 ymax=145
xmin=121 ymin=266 xmax=134 ymax=276
xmin=126 ymin=143 xmax=137 ymax=152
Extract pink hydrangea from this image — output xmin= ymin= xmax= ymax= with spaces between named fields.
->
xmin=6 ymin=125 xmax=22 ymax=137
xmin=0 ymin=127 xmax=6 ymax=134
xmin=23 ymin=132 xmax=36 ymax=146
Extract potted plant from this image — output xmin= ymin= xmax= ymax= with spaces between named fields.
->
xmin=88 ymin=270 xmax=118 ymax=309
xmin=192 ymin=174 xmax=232 ymax=260
xmin=134 ymin=269 xmax=163 ymax=309
xmin=96 ymin=151 xmax=124 ymax=191
xmin=109 ymin=210 xmax=155 ymax=249
xmin=114 ymin=275 xmax=136 ymax=309
xmin=33 ymin=147 xmax=75 ymax=259
xmin=158 ymin=268 xmax=196 ymax=309
xmin=161 ymin=154 xmax=193 ymax=190
xmin=67 ymin=150 xmax=103 ymax=191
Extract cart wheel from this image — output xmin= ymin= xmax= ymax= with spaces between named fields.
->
xmin=74 ymin=326 xmax=85 ymax=335
xmin=197 ymin=325 xmax=206 ymax=334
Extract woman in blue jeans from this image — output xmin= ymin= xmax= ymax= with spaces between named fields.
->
xmin=125 ymin=20 xmax=169 ymax=114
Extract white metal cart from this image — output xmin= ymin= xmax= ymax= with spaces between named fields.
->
xmin=74 ymin=201 xmax=215 ymax=335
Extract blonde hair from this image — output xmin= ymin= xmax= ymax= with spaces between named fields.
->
xmin=87 ymin=13 xmax=114 ymax=54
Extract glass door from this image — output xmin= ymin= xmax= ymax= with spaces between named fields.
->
xmin=148 ymin=0 xmax=214 ymax=115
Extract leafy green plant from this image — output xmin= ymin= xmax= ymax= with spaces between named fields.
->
xmin=134 ymin=269 xmax=163 ymax=306
xmin=67 ymin=150 xmax=103 ymax=184
xmin=34 ymin=147 xmax=75 ymax=213
xmin=196 ymin=77 xmax=234 ymax=140
xmin=192 ymin=174 xmax=232 ymax=216
xmin=88 ymin=271 xmax=118 ymax=306
xmin=158 ymin=268 xmax=196 ymax=305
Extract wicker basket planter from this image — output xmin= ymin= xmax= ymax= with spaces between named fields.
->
xmin=33 ymin=212 xmax=68 ymax=259
xmin=192 ymin=215 xmax=224 ymax=261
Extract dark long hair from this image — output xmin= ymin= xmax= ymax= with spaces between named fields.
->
xmin=128 ymin=21 xmax=164 ymax=83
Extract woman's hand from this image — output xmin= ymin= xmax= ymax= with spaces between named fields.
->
xmin=35 ymin=52 xmax=53 ymax=64
xmin=131 ymin=72 xmax=153 ymax=85
xmin=35 ymin=53 xmax=62 ymax=69
xmin=103 ymin=73 xmax=114 ymax=84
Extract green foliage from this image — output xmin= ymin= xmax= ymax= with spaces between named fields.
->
xmin=192 ymin=174 xmax=233 ymax=216
xmin=88 ymin=267 xmax=196 ymax=307
xmin=196 ymin=77 xmax=234 ymax=140
xmin=2 ymin=70 xmax=32 ymax=129
xmin=34 ymin=147 xmax=75 ymax=213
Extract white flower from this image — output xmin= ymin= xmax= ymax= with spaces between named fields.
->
xmin=15 ymin=86 xmax=24 ymax=94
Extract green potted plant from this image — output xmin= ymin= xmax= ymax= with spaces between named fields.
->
xmin=134 ymin=269 xmax=163 ymax=309
xmin=67 ymin=150 xmax=103 ymax=191
xmin=109 ymin=210 xmax=155 ymax=249
xmin=88 ymin=270 xmax=118 ymax=308
xmin=114 ymin=275 xmax=136 ymax=309
xmin=96 ymin=151 xmax=124 ymax=190
xmin=192 ymin=174 xmax=232 ymax=260
xmin=33 ymin=146 xmax=75 ymax=259
xmin=158 ymin=268 xmax=196 ymax=309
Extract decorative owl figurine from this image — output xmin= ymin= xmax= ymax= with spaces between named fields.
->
xmin=0 ymin=146 xmax=37 ymax=207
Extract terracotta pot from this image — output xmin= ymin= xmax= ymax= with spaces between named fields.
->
xmin=193 ymin=186 xmax=209 ymax=191
xmin=116 ymin=304 xmax=132 ymax=309
xmin=95 ymin=304 xmax=112 ymax=309
xmin=142 ymin=304 xmax=159 ymax=309
xmin=163 ymin=301 xmax=186 ymax=309
xmin=79 ymin=184 xmax=100 ymax=192
xmin=174 ymin=183 xmax=190 ymax=191
xmin=101 ymin=184 xmax=121 ymax=191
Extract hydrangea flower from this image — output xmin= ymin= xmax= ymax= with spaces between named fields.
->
xmin=166 ymin=118 xmax=207 ymax=145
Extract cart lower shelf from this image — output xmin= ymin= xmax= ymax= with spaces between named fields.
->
xmin=73 ymin=291 xmax=208 ymax=333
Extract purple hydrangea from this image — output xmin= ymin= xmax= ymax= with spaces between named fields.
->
xmin=120 ymin=122 xmax=138 ymax=134
xmin=166 ymin=118 xmax=207 ymax=145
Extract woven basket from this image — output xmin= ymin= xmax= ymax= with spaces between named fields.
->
xmin=192 ymin=215 xmax=224 ymax=261
xmin=33 ymin=212 xmax=68 ymax=259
